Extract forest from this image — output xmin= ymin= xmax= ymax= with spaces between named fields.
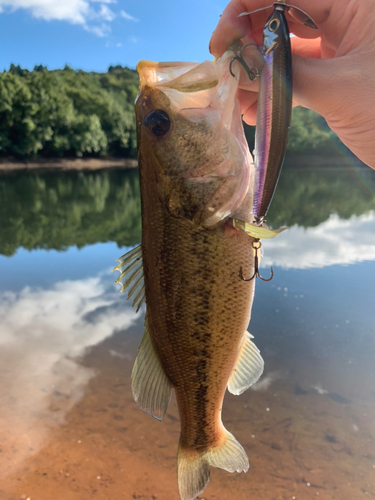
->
xmin=0 ymin=64 xmax=343 ymax=159
xmin=0 ymin=64 xmax=139 ymax=158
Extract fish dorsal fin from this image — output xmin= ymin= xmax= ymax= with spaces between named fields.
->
xmin=131 ymin=315 xmax=173 ymax=421
xmin=113 ymin=244 xmax=145 ymax=312
xmin=228 ymin=331 xmax=264 ymax=395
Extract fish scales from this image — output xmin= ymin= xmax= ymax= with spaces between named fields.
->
xmin=116 ymin=52 xmax=265 ymax=500
xmin=141 ymin=166 xmax=256 ymax=449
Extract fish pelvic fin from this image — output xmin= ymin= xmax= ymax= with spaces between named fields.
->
xmin=131 ymin=314 xmax=173 ymax=421
xmin=113 ymin=244 xmax=145 ymax=312
xmin=228 ymin=331 xmax=264 ymax=395
xmin=178 ymin=430 xmax=249 ymax=500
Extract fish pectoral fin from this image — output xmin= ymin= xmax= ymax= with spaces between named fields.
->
xmin=131 ymin=315 xmax=173 ymax=421
xmin=112 ymin=244 xmax=145 ymax=312
xmin=228 ymin=331 xmax=264 ymax=395
xmin=178 ymin=430 xmax=248 ymax=500
xmin=232 ymin=218 xmax=288 ymax=239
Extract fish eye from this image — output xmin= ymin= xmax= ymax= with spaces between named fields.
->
xmin=269 ymin=19 xmax=280 ymax=31
xmin=144 ymin=109 xmax=171 ymax=137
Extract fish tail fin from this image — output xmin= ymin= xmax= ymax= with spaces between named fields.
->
xmin=178 ymin=447 xmax=210 ymax=500
xmin=178 ymin=429 xmax=249 ymax=500
xmin=205 ymin=428 xmax=249 ymax=473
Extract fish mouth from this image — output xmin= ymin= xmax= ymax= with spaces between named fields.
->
xmin=136 ymin=52 xmax=240 ymax=124
xmin=136 ymin=53 xmax=255 ymax=226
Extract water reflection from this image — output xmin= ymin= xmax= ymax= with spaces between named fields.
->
xmin=0 ymin=169 xmax=141 ymax=256
xmin=0 ymin=162 xmax=375 ymax=500
xmin=0 ymin=267 xmax=138 ymax=480
xmin=0 ymin=162 xmax=374 ymax=257
xmin=263 ymin=211 xmax=375 ymax=269
xmin=267 ymin=161 xmax=375 ymax=228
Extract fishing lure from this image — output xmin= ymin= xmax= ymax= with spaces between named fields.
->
xmin=231 ymin=1 xmax=317 ymax=281
xmin=238 ymin=1 xmax=317 ymax=224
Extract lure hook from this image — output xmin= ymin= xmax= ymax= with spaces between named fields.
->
xmin=229 ymin=42 xmax=260 ymax=82
xmin=240 ymin=239 xmax=273 ymax=282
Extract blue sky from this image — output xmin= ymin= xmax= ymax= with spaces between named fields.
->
xmin=0 ymin=0 xmax=227 ymax=72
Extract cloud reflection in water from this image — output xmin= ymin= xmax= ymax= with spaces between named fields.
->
xmin=0 ymin=270 xmax=138 ymax=479
xmin=262 ymin=211 xmax=375 ymax=269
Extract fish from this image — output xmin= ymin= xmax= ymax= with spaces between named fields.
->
xmin=114 ymin=51 xmax=266 ymax=500
xmin=239 ymin=2 xmax=317 ymax=223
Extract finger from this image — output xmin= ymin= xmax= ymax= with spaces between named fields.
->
xmin=238 ymin=51 xmax=347 ymax=121
xmin=210 ymin=0 xmax=335 ymax=57
xmin=242 ymin=101 xmax=258 ymax=125
xmin=291 ymin=37 xmax=322 ymax=58
xmin=238 ymin=89 xmax=258 ymax=124
xmin=210 ymin=0 xmax=252 ymax=57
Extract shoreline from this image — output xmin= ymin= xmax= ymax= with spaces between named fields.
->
xmin=0 ymin=157 xmax=138 ymax=172
xmin=0 ymin=151 xmax=367 ymax=173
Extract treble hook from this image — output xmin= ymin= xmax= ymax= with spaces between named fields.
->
xmin=240 ymin=238 xmax=273 ymax=282
xmin=229 ymin=42 xmax=261 ymax=82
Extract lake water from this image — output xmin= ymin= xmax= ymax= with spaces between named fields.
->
xmin=1 ymin=158 xmax=375 ymax=500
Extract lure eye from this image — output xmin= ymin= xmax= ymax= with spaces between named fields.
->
xmin=269 ymin=19 xmax=280 ymax=31
xmin=144 ymin=109 xmax=171 ymax=137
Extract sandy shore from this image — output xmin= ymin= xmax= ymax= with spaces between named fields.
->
xmin=1 ymin=322 xmax=374 ymax=500
xmin=0 ymin=157 xmax=138 ymax=172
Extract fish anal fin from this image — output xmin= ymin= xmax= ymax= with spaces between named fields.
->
xmin=228 ymin=331 xmax=264 ymax=395
xmin=178 ymin=429 xmax=248 ymax=500
xmin=131 ymin=315 xmax=173 ymax=421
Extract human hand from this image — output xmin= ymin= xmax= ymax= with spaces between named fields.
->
xmin=210 ymin=0 xmax=375 ymax=168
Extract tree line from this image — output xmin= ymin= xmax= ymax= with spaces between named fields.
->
xmin=0 ymin=64 xmax=138 ymax=158
xmin=0 ymin=63 xmax=343 ymax=159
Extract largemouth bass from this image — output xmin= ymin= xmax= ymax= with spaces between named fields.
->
xmin=114 ymin=51 xmax=264 ymax=500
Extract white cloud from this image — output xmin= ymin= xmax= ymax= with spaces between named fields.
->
xmin=0 ymin=0 xmax=117 ymax=36
xmin=0 ymin=271 xmax=139 ymax=479
xmin=262 ymin=211 xmax=375 ymax=270
xmin=96 ymin=3 xmax=115 ymax=21
xmin=84 ymin=22 xmax=111 ymax=37
xmin=121 ymin=9 xmax=139 ymax=22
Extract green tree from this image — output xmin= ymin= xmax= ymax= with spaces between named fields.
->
xmin=0 ymin=64 xmax=138 ymax=159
